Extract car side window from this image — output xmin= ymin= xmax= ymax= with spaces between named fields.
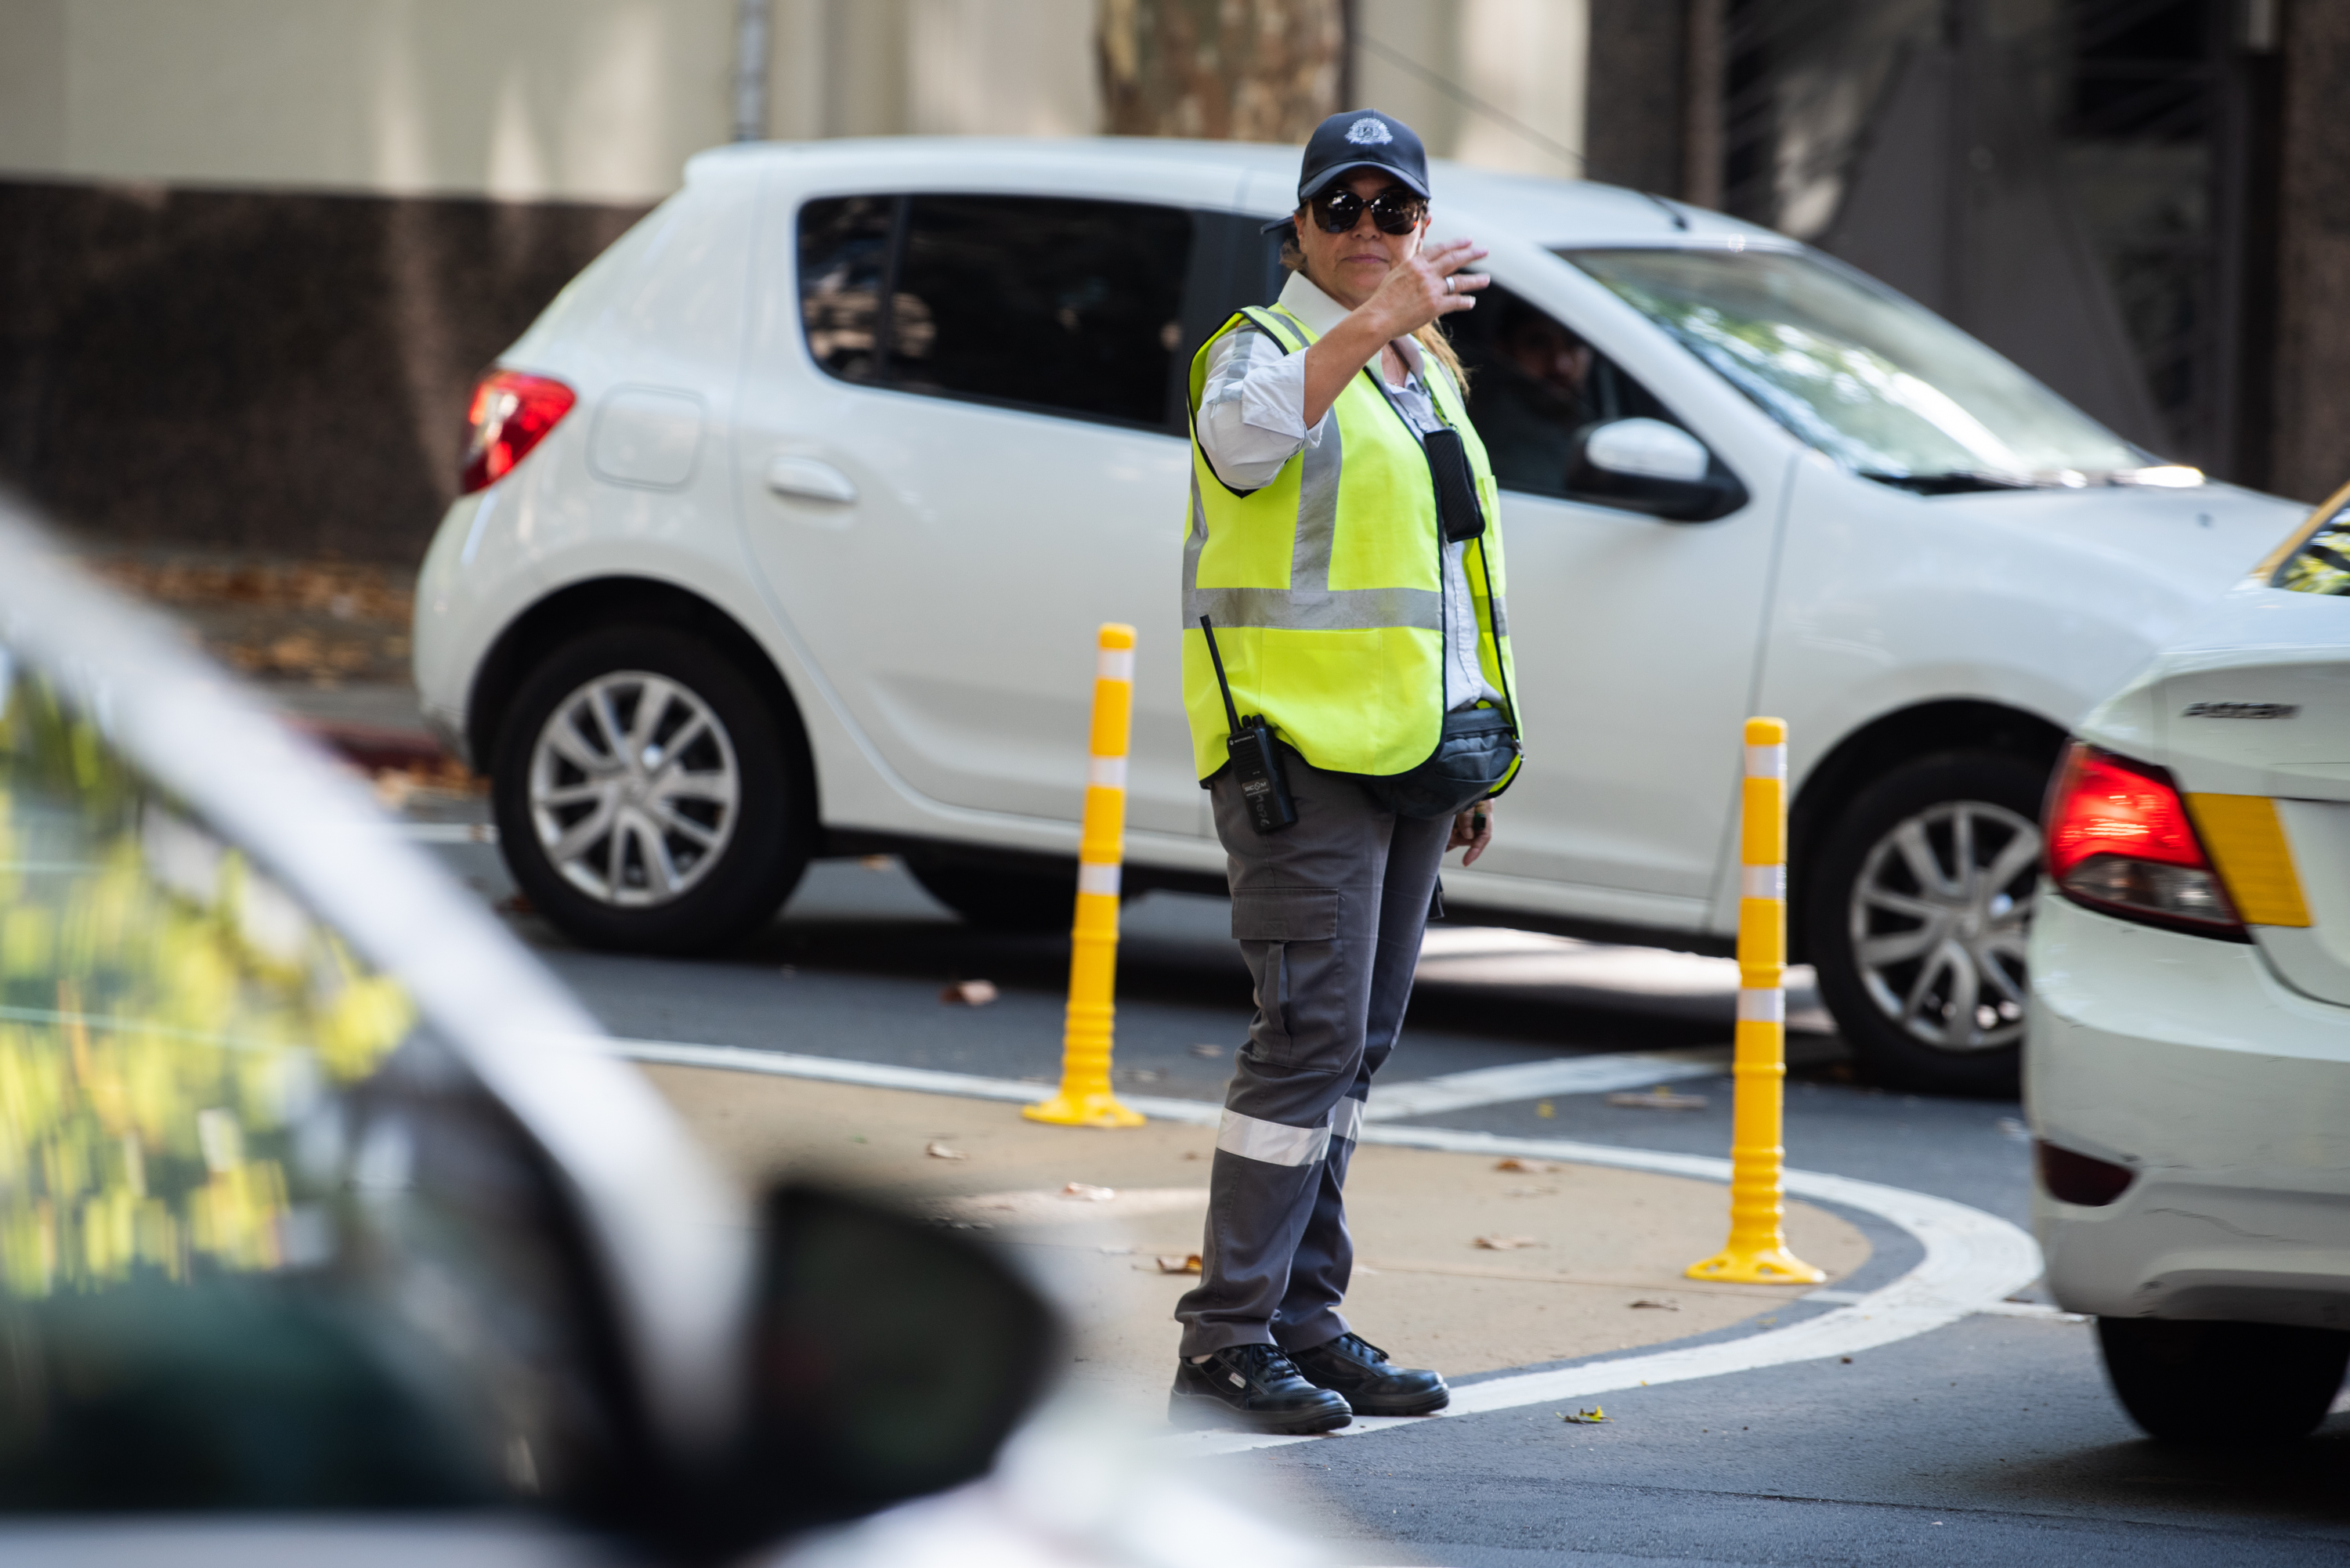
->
xmin=1451 ymin=281 xmax=1683 ymax=501
xmin=796 ymin=193 xmax=1193 ymax=431
xmin=798 ymin=195 xmax=895 ymax=384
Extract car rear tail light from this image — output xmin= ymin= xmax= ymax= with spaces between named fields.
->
xmin=2036 ymin=1140 xmax=2134 ymax=1206
xmin=2043 ymin=742 xmax=2245 ymax=939
xmin=459 ymin=370 xmax=575 ymax=495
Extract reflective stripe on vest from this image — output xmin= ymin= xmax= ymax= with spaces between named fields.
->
xmin=1181 ymin=303 xmax=1517 ymax=780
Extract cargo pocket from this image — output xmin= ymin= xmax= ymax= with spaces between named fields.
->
xmin=1231 ymin=887 xmax=1344 ymax=1068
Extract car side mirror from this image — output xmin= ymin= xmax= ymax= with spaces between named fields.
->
xmin=1567 ymin=417 xmax=1748 ymax=522
xmin=696 ymin=1183 xmax=1062 ymax=1555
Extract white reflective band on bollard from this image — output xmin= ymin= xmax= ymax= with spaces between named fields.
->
xmin=1744 ymin=742 xmax=1788 ymax=780
xmin=1097 ymin=646 xmax=1137 ymax=683
xmin=1740 ymin=864 xmax=1785 ymax=900
xmin=1735 ymin=988 xmax=1786 ymax=1024
xmin=1087 ymin=755 xmax=1128 ymax=789
xmin=1077 ymin=862 xmax=1122 ymax=898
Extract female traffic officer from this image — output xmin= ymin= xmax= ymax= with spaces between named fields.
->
xmin=1170 ymin=110 xmax=1520 ymax=1434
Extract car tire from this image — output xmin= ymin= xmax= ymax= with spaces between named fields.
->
xmin=2098 ymin=1317 xmax=2350 ymax=1445
xmin=904 ymin=854 xmax=1076 ymax=933
xmin=492 ymin=626 xmax=811 ymax=953
xmin=1806 ymin=750 xmax=2048 ymax=1097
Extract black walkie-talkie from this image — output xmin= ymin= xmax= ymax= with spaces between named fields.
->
xmin=1199 ymin=615 xmax=1296 ymax=833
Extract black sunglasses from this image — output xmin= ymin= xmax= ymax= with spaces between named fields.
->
xmin=1307 ymin=187 xmax=1429 ymax=235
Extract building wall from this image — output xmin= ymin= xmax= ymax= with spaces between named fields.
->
xmin=2271 ymin=0 xmax=2350 ymax=504
xmin=0 ymin=0 xmax=1596 ymax=560
xmin=1354 ymin=0 xmax=1588 ymax=181
xmin=0 ymin=0 xmax=737 ymax=202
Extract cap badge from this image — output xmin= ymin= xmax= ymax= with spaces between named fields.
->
xmin=1346 ymin=117 xmax=1394 ymax=146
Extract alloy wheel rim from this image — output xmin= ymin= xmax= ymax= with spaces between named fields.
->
xmin=527 ymin=670 xmax=739 ymax=908
xmin=1847 ymin=800 xmax=2039 ymax=1053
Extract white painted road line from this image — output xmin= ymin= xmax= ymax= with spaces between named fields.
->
xmin=401 ymin=822 xmax=497 ymax=844
xmin=1170 ymin=1122 xmax=2044 ymax=1455
xmin=1971 ymin=1299 xmax=2089 ymax=1323
xmin=607 ymin=1035 xmax=2045 ymax=1448
xmin=1362 ymin=1050 xmax=1729 ymax=1120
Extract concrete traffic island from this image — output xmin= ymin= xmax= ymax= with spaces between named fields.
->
xmin=638 ymin=1063 xmax=1870 ymax=1422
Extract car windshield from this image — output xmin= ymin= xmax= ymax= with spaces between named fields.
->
xmin=1560 ymin=247 xmax=2175 ymax=491
xmin=0 ymin=648 xmax=626 ymax=1512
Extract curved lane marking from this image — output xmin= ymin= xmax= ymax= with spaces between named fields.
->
xmin=609 ymin=1038 xmax=2046 ymax=1455
xmin=1166 ymin=1122 xmax=2044 ymax=1454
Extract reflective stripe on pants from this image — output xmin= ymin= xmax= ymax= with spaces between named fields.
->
xmin=1173 ymin=747 xmax=1449 ymax=1357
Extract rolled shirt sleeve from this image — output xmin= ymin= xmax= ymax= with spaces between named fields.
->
xmin=1195 ymin=326 xmax=1326 ymax=493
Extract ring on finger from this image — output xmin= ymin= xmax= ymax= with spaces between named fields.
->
xmin=1444 ymin=276 xmax=1455 ymax=294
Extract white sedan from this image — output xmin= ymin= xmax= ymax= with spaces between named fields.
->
xmin=414 ymin=136 xmax=2304 ymax=1094
xmin=2029 ymin=492 xmax=2350 ymax=1442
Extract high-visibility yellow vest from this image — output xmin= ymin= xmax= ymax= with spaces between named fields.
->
xmin=1181 ymin=304 xmax=1518 ymax=781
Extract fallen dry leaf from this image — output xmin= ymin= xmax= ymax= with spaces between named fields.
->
xmin=1606 ymin=1087 xmax=1711 ymax=1111
xmin=860 ymin=854 xmax=895 ymax=871
xmin=924 ymin=1141 xmax=967 ymax=1161
xmin=1629 ymin=1299 xmax=1679 ymax=1311
xmin=1154 ymin=1254 xmax=1203 ymax=1274
xmin=1558 ymin=1407 xmax=1609 ymax=1425
xmin=941 ymin=979 xmax=999 ymax=1006
xmin=1060 ymin=1182 xmax=1115 ymax=1201
xmin=1535 ymin=1100 xmax=1556 ymax=1118
xmin=1494 ymin=1158 xmax=1561 ymax=1173
xmin=1473 ymin=1234 xmax=1542 ymax=1251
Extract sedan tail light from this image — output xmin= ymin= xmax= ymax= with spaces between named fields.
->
xmin=2043 ymin=742 xmax=2245 ymax=939
xmin=459 ymin=370 xmax=575 ymax=495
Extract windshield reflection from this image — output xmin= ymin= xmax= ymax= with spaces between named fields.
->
xmin=0 ymin=665 xmax=412 ymax=1298
xmin=1563 ymin=247 xmax=2171 ymax=490
xmin=0 ymin=649 xmax=630 ymax=1516
xmin=2273 ymin=503 xmax=2350 ymax=595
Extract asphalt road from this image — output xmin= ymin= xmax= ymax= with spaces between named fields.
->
xmin=422 ymin=835 xmax=2350 ymax=1566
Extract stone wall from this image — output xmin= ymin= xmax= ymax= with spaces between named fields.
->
xmin=0 ymin=181 xmax=644 ymax=562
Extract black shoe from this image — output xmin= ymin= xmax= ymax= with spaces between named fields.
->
xmin=1290 ymin=1332 xmax=1449 ymax=1415
xmin=1170 ymin=1344 xmax=1353 ymax=1434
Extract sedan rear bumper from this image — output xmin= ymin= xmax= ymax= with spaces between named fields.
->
xmin=2026 ymin=892 xmax=2350 ymax=1328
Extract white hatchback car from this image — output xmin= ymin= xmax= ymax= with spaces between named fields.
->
xmin=414 ymin=135 xmax=2303 ymax=1094
xmin=2030 ymin=493 xmax=2350 ymax=1443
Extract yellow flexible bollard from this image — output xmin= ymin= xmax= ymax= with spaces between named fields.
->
xmin=1687 ymin=717 xmax=1824 ymax=1284
xmin=1025 ymin=623 xmax=1145 ymax=1129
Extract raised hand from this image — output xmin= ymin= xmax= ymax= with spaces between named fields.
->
xmin=1360 ymin=237 xmax=1491 ymax=341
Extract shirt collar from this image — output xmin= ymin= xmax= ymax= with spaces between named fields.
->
xmin=1276 ymin=270 xmax=1424 ymax=379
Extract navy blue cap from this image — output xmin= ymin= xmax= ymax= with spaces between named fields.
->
xmin=1263 ymin=110 xmax=1430 ymax=233
xmin=1299 ymin=109 xmax=1429 ymax=200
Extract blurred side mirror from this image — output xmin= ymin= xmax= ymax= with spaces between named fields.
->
xmin=703 ymin=1183 xmax=1061 ymax=1552
xmin=1568 ymin=417 xmax=1748 ymax=522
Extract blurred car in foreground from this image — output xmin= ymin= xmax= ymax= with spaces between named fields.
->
xmin=2029 ymin=489 xmax=2350 ymax=1443
xmin=0 ymin=493 xmax=1310 ymax=1565
xmin=415 ymin=135 xmax=2303 ymax=1095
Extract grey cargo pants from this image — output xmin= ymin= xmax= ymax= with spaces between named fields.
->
xmin=1173 ymin=747 xmax=1452 ymax=1357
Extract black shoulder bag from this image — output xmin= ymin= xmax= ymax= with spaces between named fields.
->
xmin=1352 ymin=368 xmax=1524 ymax=821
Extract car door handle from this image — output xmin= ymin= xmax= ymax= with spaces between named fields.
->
xmin=765 ymin=455 xmax=857 ymax=504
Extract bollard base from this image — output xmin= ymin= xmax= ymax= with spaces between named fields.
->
xmin=1023 ymin=1091 xmax=1145 ymax=1129
xmin=1683 ymin=1245 xmax=1825 ymax=1285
